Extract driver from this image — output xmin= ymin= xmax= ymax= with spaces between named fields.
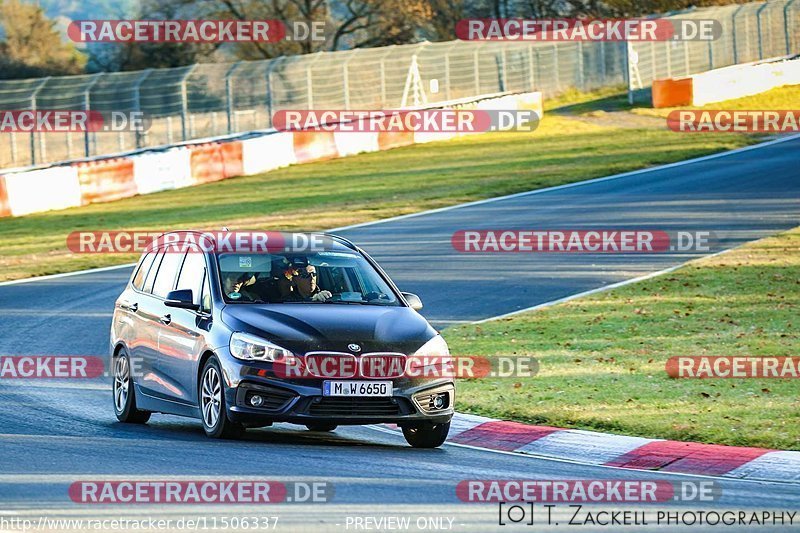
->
xmin=294 ymin=264 xmax=332 ymax=302
xmin=275 ymin=257 xmax=332 ymax=302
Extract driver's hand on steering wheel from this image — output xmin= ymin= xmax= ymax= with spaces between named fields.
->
xmin=311 ymin=291 xmax=333 ymax=302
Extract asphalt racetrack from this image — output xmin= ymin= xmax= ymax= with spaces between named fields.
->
xmin=0 ymin=136 xmax=798 ymax=530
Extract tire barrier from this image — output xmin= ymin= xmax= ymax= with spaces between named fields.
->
xmin=76 ymin=158 xmax=136 ymax=206
xmin=241 ymin=131 xmax=296 ymax=175
xmin=132 ymin=148 xmax=193 ymax=195
xmin=0 ymin=176 xmax=11 ymax=218
xmin=189 ymin=141 xmax=244 ymax=185
xmin=652 ymin=57 xmax=800 ymax=108
xmin=293 ymin=131 xmax=339 ymax=163
xmin=3 ymin=166 xmax=82 ymax=217
xmin=0 ymin=91 xmax=543 ymax=218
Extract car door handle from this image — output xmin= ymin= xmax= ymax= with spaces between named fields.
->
xmin=160 ymin=314 xmax=172 ymax=325
xmin=120 ymin=301 xmax=138 ymax=312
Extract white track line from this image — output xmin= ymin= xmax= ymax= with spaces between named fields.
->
xmin=2 ymin=133 xmax=798 ymax=288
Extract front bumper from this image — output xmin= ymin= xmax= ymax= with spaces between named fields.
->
xmin=218 ymin=350 xmax=455 ymax=427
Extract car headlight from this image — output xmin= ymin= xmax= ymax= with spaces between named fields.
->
xmin=413 ymin=334 xmax=450 ymax=357
xmin=408 ymin=335 xmax=453 ymax=377
xmin=230 ymin=332 xmax=293 ymax=362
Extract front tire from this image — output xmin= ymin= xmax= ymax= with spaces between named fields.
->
xmin=112 ymin=349 xmax=150 ymax=424
xmin=200 ymin=357 xmax=243 ymax=439
xmin=402 ymin=422 xmax=450 ymax=448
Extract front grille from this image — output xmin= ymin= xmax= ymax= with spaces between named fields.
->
xmin=307 ymin=397 xmax=408 ymax=417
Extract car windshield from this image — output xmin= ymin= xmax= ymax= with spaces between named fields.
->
xmin=217 ymin=251 xmax=400 ymax=306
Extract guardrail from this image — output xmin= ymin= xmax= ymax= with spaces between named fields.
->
xmin=0 ymin=91 xmax=543 ymax=219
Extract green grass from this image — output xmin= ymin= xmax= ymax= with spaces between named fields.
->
xmin=632 ymin=84 xmax=800 ymax=118
xmin=0 ymin=114 xmax=759 ymax=281
xmin=444 ymin=227 xmax=800 ymax=450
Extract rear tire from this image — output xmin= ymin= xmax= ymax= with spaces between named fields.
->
xmin=112 ymin=349 xmax=150 ymax=424
xmin=200 ymin=357 xmax=244 ymax=439
xmin=306 ymin=423 xmax=338 ymax=432
xmin=402 ymin=422 xmax=450 ymax=448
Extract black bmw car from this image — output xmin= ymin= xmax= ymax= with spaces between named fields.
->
xmin=110 ymin=231 xmax=454 ymax=447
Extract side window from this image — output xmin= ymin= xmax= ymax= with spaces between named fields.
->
xmin=132 ymin=252 xmax=156 ymax=290
xmin=200 ymin=272 xmax=212 ymax=313
xmin=175 ymin=250 xmax=206 ymax=305
xmin=152 ymin=252 xmax=185 ymax=299
xmin=143 ymin=251 xmax=164 ymax=294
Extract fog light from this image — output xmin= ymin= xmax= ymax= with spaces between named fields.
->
xmin=250 ymin=395 xmax=264 ymax=407
xmin=432 ymin=393 xmax=447 ymax=410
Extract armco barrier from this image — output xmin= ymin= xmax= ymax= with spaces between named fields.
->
xmin=132 ymin=148 xmax=193 ymax=195
xmin=0 ymin=91 xmax=543 ymax=218
xmin=76 ymin=158 xmax=136 ymax=205
xmin=0 ymin=176 xmax=10 ymax=218
xmin=4 ymin=166 xmax=82 ymax=217
xmin=240 ymin=131 xmax=296 ymax=175
xmin=652 ymin=56 xmax=800 ymax=108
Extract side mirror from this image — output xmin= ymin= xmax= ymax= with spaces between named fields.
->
xmin=402 ymin=292 xmax=423 ymax=311
xmin=165 ymin=289 xmax=200 ymax=311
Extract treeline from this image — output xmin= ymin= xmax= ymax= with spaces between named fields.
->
xmin=1 ymin=0 xmax=748 ymax=79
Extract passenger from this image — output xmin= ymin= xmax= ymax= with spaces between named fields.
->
xmin=222 ymin=272 xmax=257 ymax=301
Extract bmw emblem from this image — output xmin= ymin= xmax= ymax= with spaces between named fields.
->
xmin=348 ymin=343 xmax=361 ymax=352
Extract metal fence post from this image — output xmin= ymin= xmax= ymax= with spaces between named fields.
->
xmin=305 ymin=52 xmax=324 ymax=110
xmin=443 ymin=42 xmax=458 ymax=100
xmin=473 ymin=43 xmax=486 ymax=95
xmin=500 ymin=47 xmax=508 ymax=92
xmin=577 ymin=41 xmax=584 ymax=90
xmin=225 ymin=62 xmax=242 ymax=134
xmin=343 ymin=49 xmax=360 ymax=109
xmin=785 ymin=0 xmax=798 ymax=54
xmin=265 ymin=57 xmax=283 ymax=128
xmin=376 ymin=46 xmax=396 ymax=107
xmin=29 ymin=77 xmax=50 ymax=165
xmin=553 ymin=44 xmax=560 ymax=90
xmin=82 ymin=73 xmax=103 ymax=158
xmin=756 ymin=2 xmax=769 ymax=60
xmin=732 ymin=5 xmax=744 ymax=64
xmin=179 ymin=64 xmax=197 ymax=141
xmin=527 ymin=44 xmax=535 ymax=90
xmin=133 ymin=69 xmax=152 ymax=149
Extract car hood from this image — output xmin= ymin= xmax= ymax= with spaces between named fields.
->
xmin=221 ymin=303 xmax=438 ymax=355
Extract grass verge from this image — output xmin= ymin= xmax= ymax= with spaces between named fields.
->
xmin=444 ymin=227 xmax=800 ymax=450
xmin=0 ymin=116 xmax=760 ymax=281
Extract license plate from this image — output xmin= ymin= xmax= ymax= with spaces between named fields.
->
xmin=323 ymin=380 xmax=393 ymax=397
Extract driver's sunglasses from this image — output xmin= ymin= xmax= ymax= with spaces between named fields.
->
xmin=298 ymin=269 xmax=317 ymax=278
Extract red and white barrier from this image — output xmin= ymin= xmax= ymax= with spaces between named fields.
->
xmin=131 ymin=148 xmax=193 ymax=195
xmin=3 ymin=166 xmax=82 ymax=216
xmin=652 ymin=56 xmax=800 ymax=108
xmin=0 ymin=91 xmax=543 ymax=218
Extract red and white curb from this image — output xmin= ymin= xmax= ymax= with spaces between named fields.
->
xmin=387 ymin=413 xmax=800 ymax=483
